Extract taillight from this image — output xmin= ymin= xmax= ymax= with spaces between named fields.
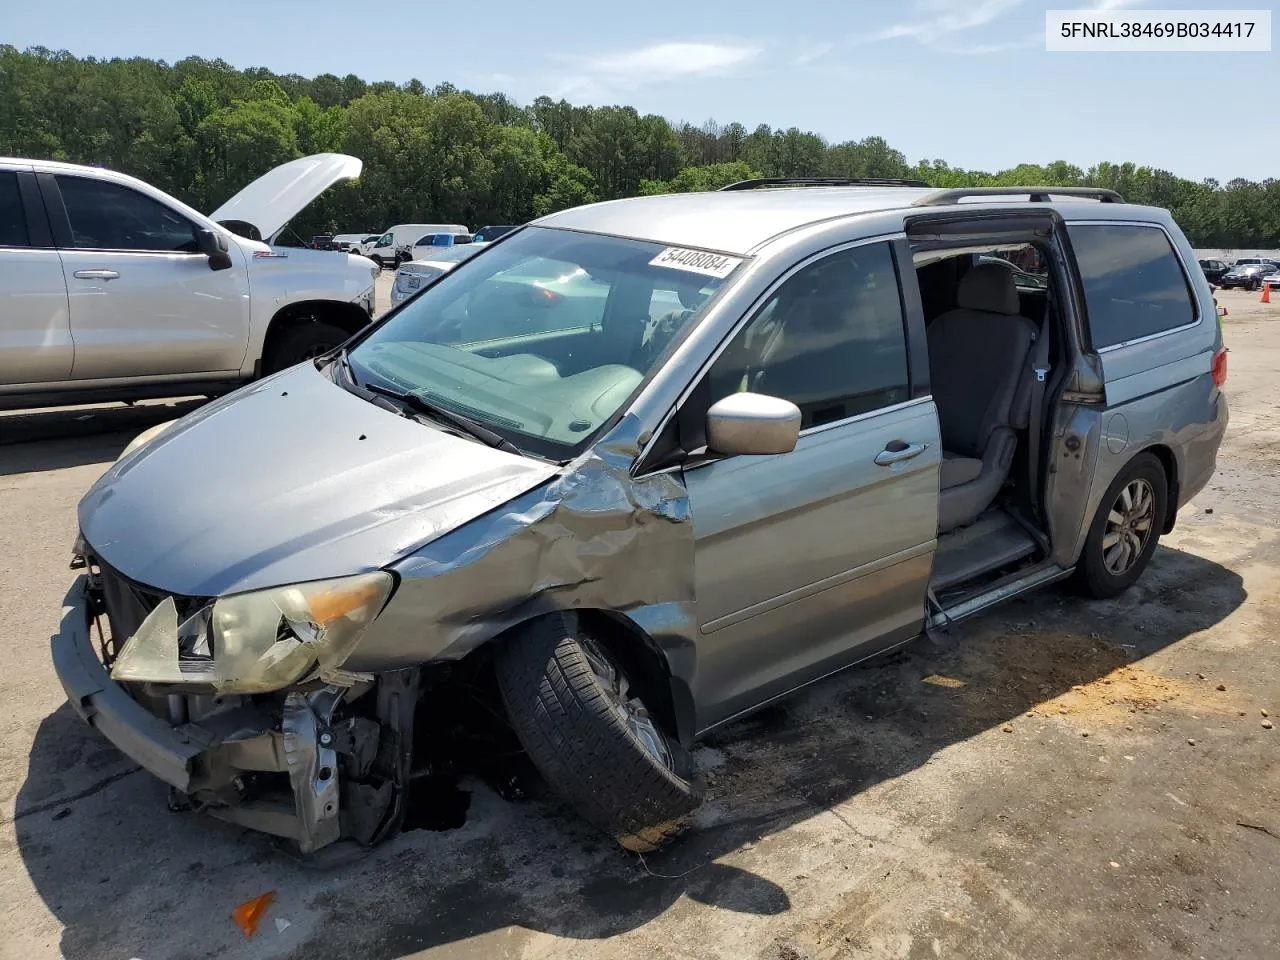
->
xmin=1212 ymin=347 xmax=1228 ymax=387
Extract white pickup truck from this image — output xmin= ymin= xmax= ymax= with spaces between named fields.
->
xmin=0 ymin=153 xmax=379 ymax=410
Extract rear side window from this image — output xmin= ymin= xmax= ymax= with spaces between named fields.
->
xmin=706 ymin=241 xmax=910 ymax=429
xmin=56 ymin=176 xmax=199 ymax=253
xmin=0 ymin=172 xmax=29 ymax=247
xmin=1069 ymin=224 xmax=1196 ymax=349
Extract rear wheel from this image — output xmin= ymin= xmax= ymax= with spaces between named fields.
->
xmin=495 ymin=614 xmax=703 ymax=852
xmin=1076 ymin=452 xmax=1168 ymax=599
xmin=264 ymin=322 xmax=349 ymax=374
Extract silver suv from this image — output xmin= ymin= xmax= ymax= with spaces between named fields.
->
xmin=54 ymin=179 xmax=1228 ymax=855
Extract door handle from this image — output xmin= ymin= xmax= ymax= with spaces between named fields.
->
xmin=73 ymin=269 xmax=120 ymax=281
xmin=874 ymin=440 xmax=928 ymax=466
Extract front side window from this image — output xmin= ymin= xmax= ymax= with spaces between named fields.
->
xmin=377 ymin=232 xmax=393 ymax=247
xmin=56 ymin=176 xmax=199 ymax=253
xmin=0 ymin=172 xmax=29 ymax=247
xmin=349 ymin=226 xmax=737 ymax=459
xmin=705 ymin=241 xmax=909 ymax=430
xmin=1068 ymin=224 xmax=1196 ymax=350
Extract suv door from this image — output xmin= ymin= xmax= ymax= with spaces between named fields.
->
xmin=0 ymin=168 xmax=73 ymax=387
xmin=681 ymin=238 xmax=940 ymax=729
xmin=45 ymin=174 xmax=251 ymax=381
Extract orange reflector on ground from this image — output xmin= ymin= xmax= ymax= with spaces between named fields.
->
xmin=232 ymin=891 xmax=275 ymax=939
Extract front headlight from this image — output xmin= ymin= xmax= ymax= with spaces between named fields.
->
xmin=110 ymin=571 xmax=394 ymax=693
xmin=118 ymin=420 xmax=176 ymax=460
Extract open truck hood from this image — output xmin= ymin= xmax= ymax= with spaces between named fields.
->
xmin=78 ymin=363 xmax=558 ymax=597
xmin=209 ymin=153 xmax=362 ymax=241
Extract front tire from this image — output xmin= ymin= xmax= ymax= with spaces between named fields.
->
xmin=495 ymin=614 xmax=703 ymax=852
xmin=371 ymin=254 xmax=384 ymax=270
xmin=264 ymin=322 xmax=349 ymax=374
xmin=1076 ymin=452 xmax=1168 ymax=600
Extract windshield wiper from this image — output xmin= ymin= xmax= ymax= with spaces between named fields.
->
xmin=332 ymin=346 xmax=360 ymax=387
xmin=362 ymin=381 xmax=523 ymax=454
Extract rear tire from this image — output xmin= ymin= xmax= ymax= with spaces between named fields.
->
xmin=495 ymin=613 xmax=703 ymax=852
xmin=264 ymin=322 xmax=349 ymax=374
xmin=1075 ymin=452 xmax=1168 ymax=600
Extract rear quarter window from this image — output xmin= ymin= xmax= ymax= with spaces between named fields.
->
xmin=1068 ymin=223 xmax=1197 ymax=350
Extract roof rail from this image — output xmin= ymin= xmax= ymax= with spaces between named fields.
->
xmin=719 ymin=177 xmax=931 ymax=191
xmin=911 ymin=186 xmax=1124 ymax=206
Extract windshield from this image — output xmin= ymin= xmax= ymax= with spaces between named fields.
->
xmin=348 ymin=226 xmax=738 ymax=460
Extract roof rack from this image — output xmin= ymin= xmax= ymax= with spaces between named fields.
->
xmin=719 ymin=177 xmax=931 ymax=191
xmin=911 ymin=186 xmax=1124 ymax=206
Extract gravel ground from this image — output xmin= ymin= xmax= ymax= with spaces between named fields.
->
xmin=0 ymin=284 xmax=1277 ymax=960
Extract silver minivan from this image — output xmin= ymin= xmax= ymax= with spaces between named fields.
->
xmin=53 ymin=180 xmax=1228 ymax=855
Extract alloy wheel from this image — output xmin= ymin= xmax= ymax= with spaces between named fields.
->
xmin=580 ymin=639 xmax=674 ymax=771
xmin=1102 ymin=478 xmax=1156 ymax=575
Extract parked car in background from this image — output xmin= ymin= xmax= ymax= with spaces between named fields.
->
xmin=366 ymin=223 xmax=470 ymax=269
xmin=1231 ymin=257 xmax=1278 ymax=268
xmin=56 ymin=181 xmax=1226 ymax=857
xmin=1219 ymin=262 xmax=1278 ymax=290
xmin=473 ymin=224 xmax=519 ymax=242
xmin=310 ymin=235 xmax=340 ymax=251
xmin=332 ymin=233 xmax=371 ymax=253
xmin=408 ymin=231 xmax=474 ymax=262
xmin=977 ymin=254 xmax=1048 ymax=289
xmin=1 ymin=152 xmax=379 ymax=410
xmin=1199 ymin=258 xmax=1230 ymax=285
xmin=389 ymin=242 xmax=488 ymax=306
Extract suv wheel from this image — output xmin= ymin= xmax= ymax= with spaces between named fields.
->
xmin=495 ymin=613 xmax=703 ymax=852
xmin=265 ymin=322 xmax=349 ymax=374
xmin=1076 ymin=452 xmax=1168 ymax=599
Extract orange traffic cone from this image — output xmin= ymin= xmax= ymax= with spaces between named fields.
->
xmin=1262 ymin=282 xmax=1271 ymax=304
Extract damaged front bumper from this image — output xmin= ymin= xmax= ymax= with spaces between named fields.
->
xmin=51 ymin=576 xmax=409 ymax=853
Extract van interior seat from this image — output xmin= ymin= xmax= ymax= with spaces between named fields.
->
xmin=927 ymin=262 xmax=1038 ymax=533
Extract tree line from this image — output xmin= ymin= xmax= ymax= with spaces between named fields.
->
xmin=1 ymin=45 xmax=1277 ymax=247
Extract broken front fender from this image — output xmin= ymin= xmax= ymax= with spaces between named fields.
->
xmin=349 ymin=415 xmax=701 ymax=738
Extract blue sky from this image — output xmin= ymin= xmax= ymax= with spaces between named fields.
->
xmin=2 ymin=0 xmax=1276 ymax=182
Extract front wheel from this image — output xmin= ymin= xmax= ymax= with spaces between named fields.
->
xmin=495 ymin=614 xmax=703 ymax=852
xmin=370 ymin=254 xmax=384 ymax=270
xmin=264 ymin=322 xmax=349 ymax=374
xmin=1076 ymin=452 xmax=1168 ymax=599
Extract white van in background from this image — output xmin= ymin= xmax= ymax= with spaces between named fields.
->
xmin=366 ymin=223 xmax=469 ymax=269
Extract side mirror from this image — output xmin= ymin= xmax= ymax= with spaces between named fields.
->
xmin=197 ymin=228 xmax=233 ymax=271
xmin=706 ymin=392 xmax=802 ymax=456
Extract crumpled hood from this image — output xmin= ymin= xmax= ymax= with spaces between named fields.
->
xmin=78 ymin=364 xmax=559 ymax=597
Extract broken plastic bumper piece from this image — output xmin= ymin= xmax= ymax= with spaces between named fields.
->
xmin=51 ymin=576 xmax=360 ymax=853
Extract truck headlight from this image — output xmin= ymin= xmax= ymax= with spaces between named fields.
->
xmin=110 ymin=571 xmax=394 ymax=693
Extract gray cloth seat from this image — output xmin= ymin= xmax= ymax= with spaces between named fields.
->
xmin=928 ymin=263 xmax=1038 ymax=533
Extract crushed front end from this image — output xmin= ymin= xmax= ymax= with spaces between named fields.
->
xmin=52 ymin=544 xmax=416 ymax=854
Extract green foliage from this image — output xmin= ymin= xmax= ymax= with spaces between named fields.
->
xmin=0 ymin=45 xmax=1276 ymax=246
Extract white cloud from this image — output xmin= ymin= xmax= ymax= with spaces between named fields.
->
xmin=855 ymin=0 xmax=1025 ymax=44
xmin=582 ymin=42 xmax=761 ymax=82
xmin=794 ymin=42 xmax=835 ymax=66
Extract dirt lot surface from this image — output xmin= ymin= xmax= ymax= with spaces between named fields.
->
xmin=1 ymin=284 xmax=1278 ymax=960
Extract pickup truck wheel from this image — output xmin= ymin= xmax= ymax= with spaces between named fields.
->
xmin=1076 ymin=452 xmax=1168 ymax=600
xmin=265 ymin=323 xmax=349 ymax=374
xmin=495 ymin=614 xmax=703 ymax=853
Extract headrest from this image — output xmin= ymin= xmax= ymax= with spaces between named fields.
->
xmin=956 ymin=263 xmax=1020 ymax=316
